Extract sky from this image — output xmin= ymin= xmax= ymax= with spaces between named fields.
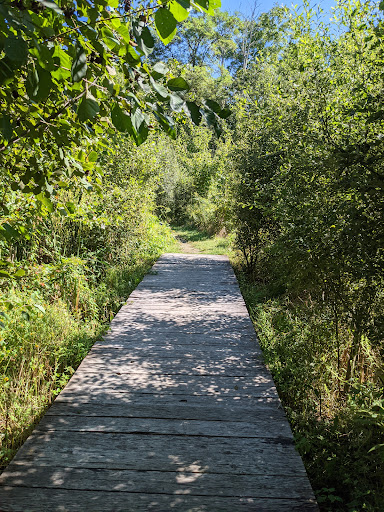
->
xmin=219 ymin=0 xmax=336 ymax=16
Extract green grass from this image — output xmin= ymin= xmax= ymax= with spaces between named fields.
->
xmin=167 ymin=225 xmax=233 ymax=255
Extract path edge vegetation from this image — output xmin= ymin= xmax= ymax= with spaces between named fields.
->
xmin=1 ymin=0 xmax=384 ymax=510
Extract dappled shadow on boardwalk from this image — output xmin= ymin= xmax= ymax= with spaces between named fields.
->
xmin=0 ymin=254 xmax=318 ymax=512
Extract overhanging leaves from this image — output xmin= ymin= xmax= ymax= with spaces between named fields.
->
xmin=167 ymin=77 xmax=190 ymax=91
xmin=72 ymin=44 xmax=87 ymax=83
xmin=77 ymin=93 xmax=99 ymax=122
xmin=155 ymin=8 xmax=177 ymax=45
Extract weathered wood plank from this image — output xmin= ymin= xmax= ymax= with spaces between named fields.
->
xmin=60 ymin=372 xmax=279 ymax=398
xmin=35 ymin=415 xmax=293 ymax=439
xmin=88 ymin=344 xmax=263 ymax=358
xmin=96 ymin=331 xmax=259 ymax=347
xmin=5 ymin=431 xmax=307 ymax=476
xmin=0 ymin=466 xmax=315 ymax=500
xmin=0 ymin=487 xmax=319 ymax=512
xmin=76 ymin=353 xmax=266 ymax=376
xmin=48 ymin=395 xmax=286 ymax=422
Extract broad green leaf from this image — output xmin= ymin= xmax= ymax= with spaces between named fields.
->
xmin=152 ymin=62 xmax=169 ymax=80
xmin=205 ymin=98 xmax=221 ymax=115
xmin=4 ymin=36 xmax=28 ymax=63
xmin=0 ymin=58 xmax=16 ymax=85
xmin=111 ymin=104 xmax=133 ymax=133
xmin=117 ymin=23 xmax=131 ymax=44
xmin=0 ymin=115 xmax=13 ymax=141
xmin=154 ymin=111 xmax=177 ymax=139
xmin=101 ymin=26 xmax=119 ymax=50
xmin=131 ymin=108 xmax=144 ymax=133
xmin=218 ymin=107 xmax=231 ymax=119
xmin=26 ymin=65 xmax=52 ymax=102
xmin=0 ymin=223 xmax=19 ymax=240
xmin=170 ymin=93 xmax=185 ymax=112
xmin=37 ymin=193 xmax=54 ymax=212
xmin=186 ymin=101 xmax=202 ymax=125
xmin=72 ymin=44 xmax=87 ymax=83
xmin=192 ymin=0 xmax=209 ymax=11
xmin=30 ymin=45 xmax=54 ymax=71
xmin=133 ymin=23 xmax=155 ymax=57
xmin=65 ymin=202 xmax=76 ymax=214
xmin=204 ymin=109 xmax=222 ymax=136
xmin=126 ymin=45 xmax=141 ymax=66
xmin=88 ymin=151 xmax=98 ymax=162
xmin=36 ymin=0 xmax=63 ymax=14
xmin=77 ymin=93 xmax=100 ymax=122
xmin=175 ymin=0 xmax=190 ymax=7
xmin=154 ymin=8 xmax=177 ymax=45
xmin=52 ymin=47 xmax=72 ymax=80
xmin=150 ymin=76 xmax=169 ymax=99
xmin=167 ymin=77 xmax=190 ymax=91
xmin=33 ymin=303 xmax=46 ymax=314
xmin=14 ymin=269 xmax=26 ymax=277
xmin=169 ymin=1 xmax=189 ymax=22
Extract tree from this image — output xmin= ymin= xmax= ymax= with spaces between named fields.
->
xmin=0 ymin=0 xmax=227 ymax=217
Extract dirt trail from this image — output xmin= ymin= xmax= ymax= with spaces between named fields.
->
xmin=175 ymin=236 xmax=200 ymax=253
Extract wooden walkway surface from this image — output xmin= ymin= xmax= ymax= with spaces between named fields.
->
xmin=0 ymin=253 xmax=318 ymax=511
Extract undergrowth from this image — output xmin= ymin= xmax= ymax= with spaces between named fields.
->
xmin=234 ymin=267 xmax=384 ymax=512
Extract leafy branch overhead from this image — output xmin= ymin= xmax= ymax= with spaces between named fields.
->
xmin=0 ymin=0 xmax=229 ymax=204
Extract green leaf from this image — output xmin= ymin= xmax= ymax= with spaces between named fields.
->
xmin=169 ymin=1 xmax=189 ymax=22
xmin=37 ymin=193 xmax=54 ymax=212
xmin=150 ymin=76 xmax=169 ymax=99
xmin=131 ymin=108 xmax=144 ymax=133
xmin=111 ymin=104 xmax=133 ymax=133
xmin=14 ymin=269 xmax=26 ymax=277
xmin=0 ymin=58 xmax=16 ymax=85
xmin=170 ymin=93 xmax=185 ymax=112
xmin=205 ymin=98 xmax=221 ymax=115
xmin=204 ymin=109 xmax=222 ymax=136
xmin=101 ymin=26 xmax=119 ymax=50
xmin=175 ymin=0 xmax=190 ymax=7
xmin=186 ymin=101 xmax=202 ymax=125
xmin=4 ymin=36 xmax=28 ymax=63
xmin=167 ymin=77 xmax=190 ymax=91
xmin=65 ymin=202 xmax=76 ymax=214
xmin=88 ymin=151 xmax=98 ymax=162
xmin=192 ymin=0 xmax=209 ymax=11
xmin=126 ymin=45 xmax=141 ymax=66
xmin=0 ymin=270 xmax=12 ymax=279
xmin=133 ymin=23 xmax=155 ymax=57
xmin=77 ymin=93 xmax=99 ymax=122
xmin=52 ymin=47 xmax=72 ymax=80
xmin=0 ymin=223 xmax=19 ymax=241
xmin=72 ymin=44 xmax=87 ymax=83
xmin=26 ymin=65 xmax=52 ymax=102
xmin=117 ymin=23 xmax=131 ymax=44
xmin=218 ymin=107 xmax=231 ymax=119
xmin=36 ymin=0 xmax=63 ymax=14
xmin=154 ymin=111 xmax=177 ymax=139
xmin=155 ymin=8 xmax=177 ymax=45
xmin=0 ymin=115 xmax=13 ymax=141
xmin=152 ymin=62 xmax=169 ymax=80
xmin=34 ymin=303 xmax=46 ymax=314
xmin=22 ymin=310 xmax=30 ymax=321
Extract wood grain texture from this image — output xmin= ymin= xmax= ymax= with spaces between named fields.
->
xmin=0 ymin=253 xmax=318 ymax=511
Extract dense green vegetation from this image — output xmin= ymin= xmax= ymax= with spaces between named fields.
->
xmin=1 ymin=0 xmax=384 ymax=510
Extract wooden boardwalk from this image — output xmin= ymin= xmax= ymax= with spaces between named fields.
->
xmin=0 ymin=253 xmax=318 ymax=511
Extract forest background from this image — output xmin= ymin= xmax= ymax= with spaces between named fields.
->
xmin=1 ymin=0 xmax=384 ymax=510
